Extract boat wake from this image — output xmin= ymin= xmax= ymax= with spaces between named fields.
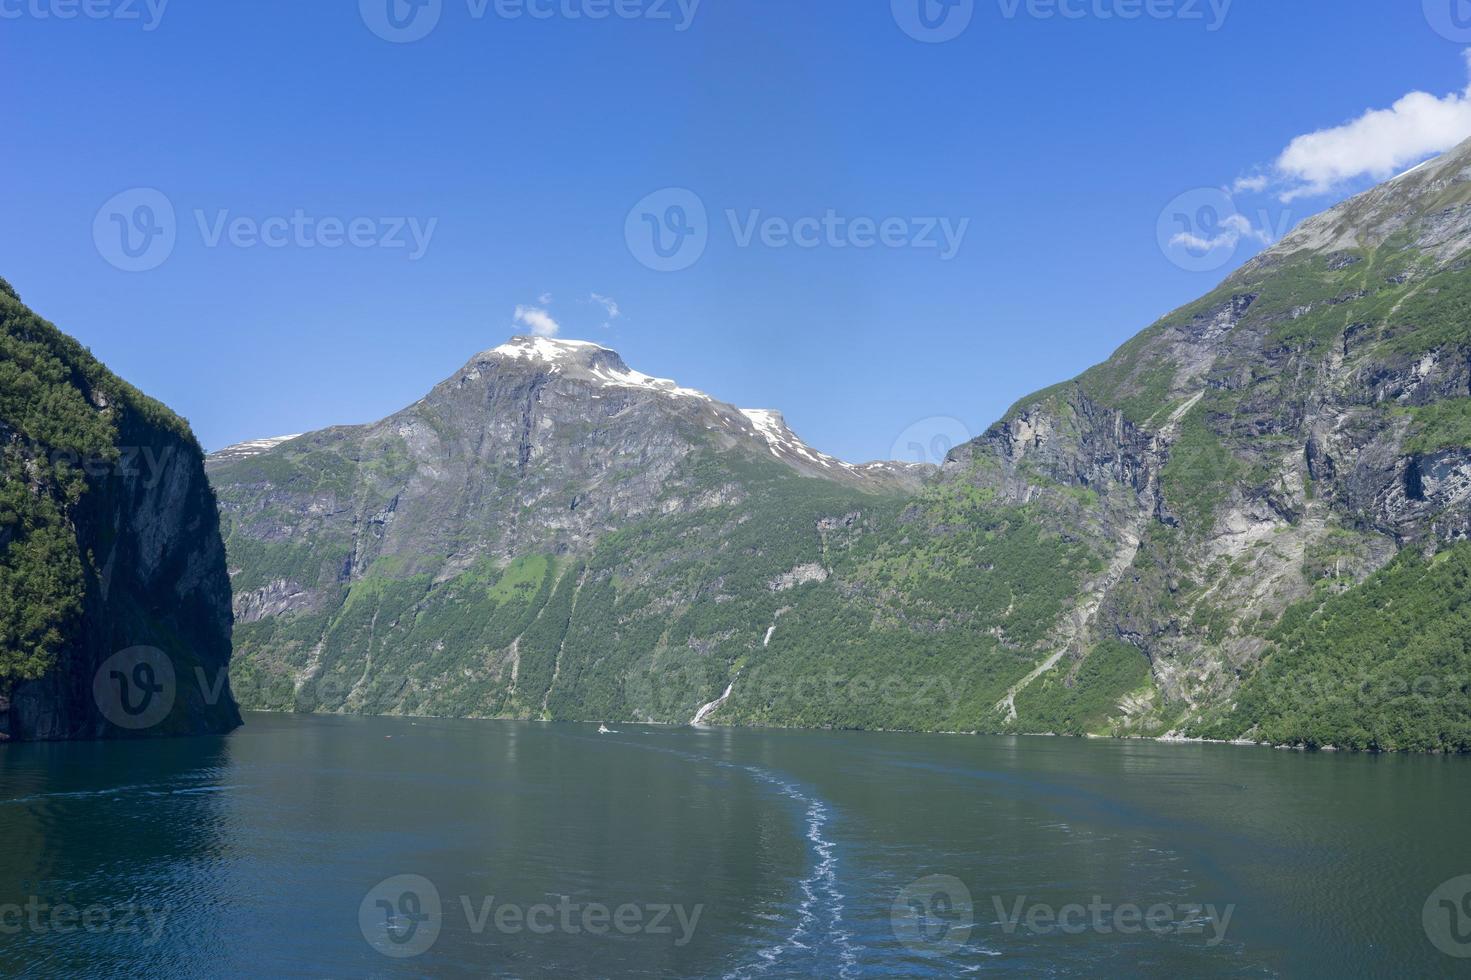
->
xmin=568 ymin=729 xmax=858 ymax=977
xmin=723 ymin=769 xmax=858 ymax=980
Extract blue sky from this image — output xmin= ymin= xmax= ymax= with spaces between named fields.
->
xmin=3 ymin=1 xmax=1470 ymax=462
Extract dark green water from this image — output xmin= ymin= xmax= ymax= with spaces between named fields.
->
xmin=1 ymin=712 xmax=1469 ymax=977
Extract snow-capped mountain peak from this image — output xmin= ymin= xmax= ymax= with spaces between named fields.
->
xmin=212 ymin=336 xmax=930 ymax=494
xmin=487 ymin=335 xmax=710 ymax=401
xmin=490 ymin=336 xmax=611 ymax=362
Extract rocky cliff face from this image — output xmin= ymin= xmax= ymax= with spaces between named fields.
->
xmin=211 ymin=336 xmax=922 ymax=628
xmin=210 ymin=141 xmax=1471 ymax=750
xmin=0 ymin=280 xmax=240 ymax=741
xmin=947 ymin=138 xmax=1471 ymax=744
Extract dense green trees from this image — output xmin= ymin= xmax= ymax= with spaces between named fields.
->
xmin=1193 ymin=544 xmax=1471 ymax=752
xmin=0 ymin=278 xmax=193 ymax=684
xmin=1014 ymin=641 xmax=1152 ymax=736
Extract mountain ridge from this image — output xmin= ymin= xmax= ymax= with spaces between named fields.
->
xmin=213 ymin=334 xmax=931 ymax=486
xmin=208 ymin=141 xmax=1471 ymax=750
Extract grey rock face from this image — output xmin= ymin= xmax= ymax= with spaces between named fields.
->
xmin=9 ymin=423 xmax=241 ymax=740
xmin=0 ymin=286 xmax=240 ymax=741
xmin=210 ymin=336 xmax=918 ymax=625
xmin=942 ymin=137 xmax=1471 ymax=726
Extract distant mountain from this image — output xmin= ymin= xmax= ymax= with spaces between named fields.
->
xmin=210 ymin=334 xmax=924 ymax=617
xmin=210 ymin=142 xmax=1471 ymax=750
xmin=0 ymin=279 xmax=240 ymax=740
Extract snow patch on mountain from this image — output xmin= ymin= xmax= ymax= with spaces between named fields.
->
xmin=740 ymin=409 xmax=856 ymax=472
xmin=209 ymin=434 xmax=303 ymax=463
xmin=491 ymin=336 xmax=609 ymax=362
xmin=491 ymin=335 xmax=710 ymax=400
xmin=587 ymin=362 xmax=711 ymax=401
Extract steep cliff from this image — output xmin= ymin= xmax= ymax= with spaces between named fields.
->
xmin=0 ymin=280 xmax=240 ymax=740
xmin=954 ymin=138 xmax=1471 ymax=748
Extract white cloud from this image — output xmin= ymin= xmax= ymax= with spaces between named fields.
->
xmin=588 ymin=293 xmax=621 ymax=328
xmin=513 ymin=304 xmax=561 ymax=338
xmin=1270 ymin=50 xmax=1471 ymax=201
xmin=1169 ymin=213 xmax=1273 ymax=253
xmin=1232 ymin=174 xmax=1269 ymax=194
xmin=538 ymin=292 xmax=554 ymax=305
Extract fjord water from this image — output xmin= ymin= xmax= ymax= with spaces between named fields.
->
xmin=1 ymin=715 xmax=1467 ymax=978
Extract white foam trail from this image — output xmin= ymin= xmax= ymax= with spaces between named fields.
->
xmin=725 ymin=770 xmax=858 ymax=980
xmin=566 ymin=731 xmax=859 ymax=977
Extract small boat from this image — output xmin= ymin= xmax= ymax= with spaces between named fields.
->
xmin=598 ymin=723 xmax=617 ymax=735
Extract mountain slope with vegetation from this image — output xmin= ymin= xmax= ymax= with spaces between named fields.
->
xmin=0 ymin=280 xmax=240 ymax=740
xmin=210 ymin=140 xmax=1471 ymax=750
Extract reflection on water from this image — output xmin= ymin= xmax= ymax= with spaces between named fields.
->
xmin=1 ymin=713 xmax=1468 ymax=978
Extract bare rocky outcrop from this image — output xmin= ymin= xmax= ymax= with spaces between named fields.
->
xmin=769 ymin=563 xmax=830 ymax=591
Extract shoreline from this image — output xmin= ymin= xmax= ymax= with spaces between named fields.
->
xmin=232 ymin=708 xmax=1469 ymax=756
